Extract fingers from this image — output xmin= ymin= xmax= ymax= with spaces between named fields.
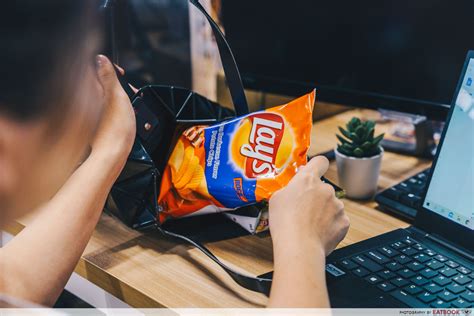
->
xmin=96 ymin=55 xmax=121 ymax=99
xmin=97 ymin=55 xmax=138 ymax=93
xmin=129 ymin=83 xmax=139 ymax=94
xmin=337 ymin=214 xmax=350 ymax=244
xmin=114 ymin=64 xmax=125 ymax=76
xmin=301 ymin=156 xmax=329 ymax=178
xmin=334 ymin=197 xmax=345 ymax=212
xmin=326 ymin=211 xmax=350 ymax=256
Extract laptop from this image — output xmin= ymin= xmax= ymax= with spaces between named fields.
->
xmin=321 ymin=51 xmax=474 ymax=308
xmin=260 ymin=51 xmax=474 ymax=306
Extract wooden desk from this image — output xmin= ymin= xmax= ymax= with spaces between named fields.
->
xmin=5 ymin=109 xmax=431 ymax=308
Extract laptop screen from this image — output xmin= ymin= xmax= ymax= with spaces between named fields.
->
xmin=423 ymin=57 xmax=474 ymax=230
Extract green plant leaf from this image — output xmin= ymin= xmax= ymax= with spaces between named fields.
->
xmin=366 ymin=146 xmax=381 ymax=157
xmin=368 ymin=127 xmax=375 ymax=141
xmin=346 ymin=122 xmax=353 ymax=132
xmin=341 ymin=143 xmax=353 ymax=151
xmin=361 ymin=141 xmax=372 ymax=150
xmin=350 ymin=132 xmax=361 ymax=144
xmin=355 ymin=125 xmax=365 ymax=138
xmin=365 ymin=120 xmax=375 ymax=130
xmin=353 ymin=147 xmax=364 ymax=157
xmin=338 ymin=117 xmax=381 ymax=157
xmin=337 ymin=145 xmax=351 ymax=156
xmin=338 ymin=126 xmax=352 ymax=140
xmin=360 ymin=127 xmax=368 ymax=141
xmin=347 ymin=117 xmax=361 ymax=132
xmin=372 ymin=133 xmax=385 ymax=145
xmin=336 ymin=135 xmax=351 ymax=145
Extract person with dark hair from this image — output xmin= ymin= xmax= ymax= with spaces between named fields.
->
xmin=0 ymin=0 xmax=137 ymax=306
xmin=0 ymin=0 xmax=348 ymax=308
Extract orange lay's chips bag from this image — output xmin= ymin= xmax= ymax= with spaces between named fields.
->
xmin=158 ymin=90 xmax=315 ymax=222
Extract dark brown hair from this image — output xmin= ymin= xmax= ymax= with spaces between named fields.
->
xmin=0 ymin=0 xmax=99 ymax=121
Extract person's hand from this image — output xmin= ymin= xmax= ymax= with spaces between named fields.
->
xmin=269 ymin=156 xmax=350 ymax=256
xmin=91 ymin=55 xmax=136 ymax=169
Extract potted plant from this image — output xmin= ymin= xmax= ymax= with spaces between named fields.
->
xmin=335 ymin=117 xmax=385 ymax=199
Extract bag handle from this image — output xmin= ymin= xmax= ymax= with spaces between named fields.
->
xmin=147 ymin=171 xmax=272 ymax=295
xmin=99 ymin=0 xmax=137 ymax=99
xmin=102 ymin=0 xmax=249 ymax=115
xmin=156 ymin=226 xmax=272 ymax=295
xmin=189 ymin=0 xmax=249 ymax=116
xmin=108 ymin=0 xmax=269 ymax=295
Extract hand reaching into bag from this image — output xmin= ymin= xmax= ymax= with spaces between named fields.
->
xmin=0 ymin=56 xmax=139 ymax=306
xmin=90 ymin=55 xmax=136 ymax=173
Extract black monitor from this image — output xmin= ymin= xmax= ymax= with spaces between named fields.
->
xmin=221 ymin=0 xmax=474 ymax=121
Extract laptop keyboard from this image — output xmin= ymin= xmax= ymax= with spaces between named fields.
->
xmin=331 ymin=236 xmax=473 ymax=308
xmin=375 ymin=168 xmax=430 ymax=220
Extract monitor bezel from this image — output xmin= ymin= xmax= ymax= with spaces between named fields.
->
xmin=415 ymin=51 xmax=474 ymax=252
xmin=241 ymin=74 xmax=450 ymax=121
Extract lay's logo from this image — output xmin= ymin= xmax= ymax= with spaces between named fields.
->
xmin=239 ymin=113 xmax=285 ymax=178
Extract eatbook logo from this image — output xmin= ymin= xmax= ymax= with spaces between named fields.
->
xmin=240 ymin=113 xmax=284 ymax=178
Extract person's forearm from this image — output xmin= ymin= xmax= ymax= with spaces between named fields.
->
xmin=0 ymin=150 xmax=125 ymax=306
xmin=268 ymin=238 xmax=330 ymax=308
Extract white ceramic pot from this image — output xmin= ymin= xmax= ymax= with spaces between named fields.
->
xmin=335 ymin=147 xmax=383 ymax=199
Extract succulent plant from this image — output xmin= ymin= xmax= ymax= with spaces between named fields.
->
xmin=336 ymin=117 xmax=384 ymax=158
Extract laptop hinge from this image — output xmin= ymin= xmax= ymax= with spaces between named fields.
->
xmin=426 ymin=233 xmax=474 ymax=260
xmin=408 ymin=226 xmax=473 ymax=260
xmin=408 ymin=226 xmax=426 ymax=236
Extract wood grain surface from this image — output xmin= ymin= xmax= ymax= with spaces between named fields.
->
xmin=6 ymin=109 xmax=431 ymax=307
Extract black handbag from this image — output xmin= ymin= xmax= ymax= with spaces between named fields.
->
xmin=105 ymin=0 xmax=272 ymax=295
